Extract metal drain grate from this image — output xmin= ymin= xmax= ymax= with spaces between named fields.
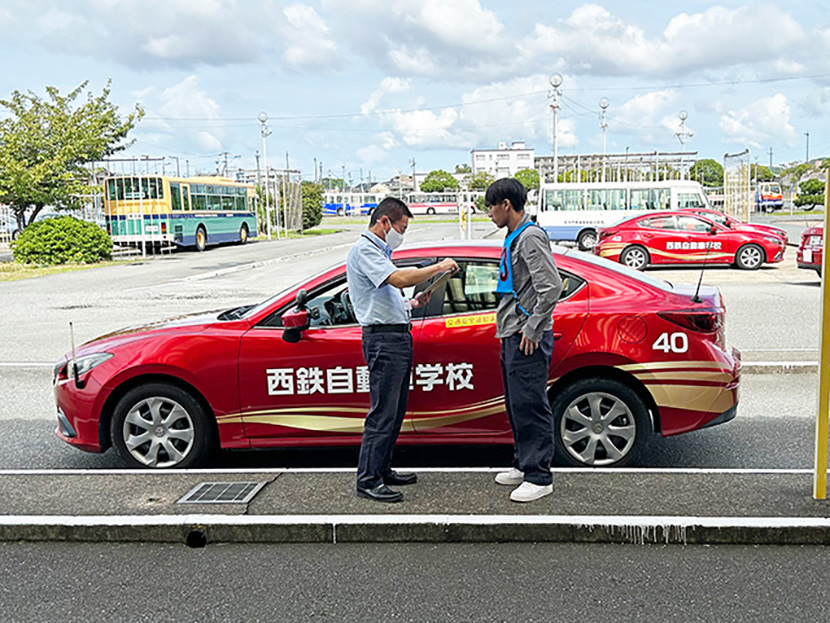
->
xmin=177 ymin=481 xmax=266 ymax=504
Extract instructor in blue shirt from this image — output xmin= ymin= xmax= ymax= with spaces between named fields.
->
xmin=346 ymin=197 xmax=458 ymax=503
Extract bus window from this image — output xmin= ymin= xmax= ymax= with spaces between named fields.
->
xmin=170 ymin=182 xmax=181 ymax=211
xmin=192 ymin=194 xmax=207 ymax=210
xmin=208 ymin=195 xmax=222 ymax=211
xmin=678 ymin=192 xmax=705 ymax=208
xmin=181 ymin=185 xmax=191 ymax=211
xmin=587 ymin=188 xmax=626 ymax=210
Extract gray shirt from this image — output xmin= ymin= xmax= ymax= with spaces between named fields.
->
xmin=495 ymin=213 xmax=563 ymax=341
xmin=346 ymin=230 xmax=411 ymax=326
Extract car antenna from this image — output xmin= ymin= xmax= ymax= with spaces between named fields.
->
xmin=692 ymin=240 xmax=713 ymax=303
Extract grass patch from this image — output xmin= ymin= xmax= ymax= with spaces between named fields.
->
xmin=0 ymin=260 xmax=130 ymax=282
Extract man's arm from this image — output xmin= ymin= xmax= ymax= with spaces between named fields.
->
xmin=520 ymin=233 xmax=563 ymax=345
xmin=386 ymin=258 xmax=458 ymax=288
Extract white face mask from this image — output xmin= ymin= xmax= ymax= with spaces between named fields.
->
xmin=386 ymin=223 xmax=405 ymax=250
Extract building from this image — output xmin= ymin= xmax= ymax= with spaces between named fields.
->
xmin=471 ymin=141 xmax=535 ymax=179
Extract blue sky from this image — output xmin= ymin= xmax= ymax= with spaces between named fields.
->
xmin=1 ymin=0 xmax=829 ymax=182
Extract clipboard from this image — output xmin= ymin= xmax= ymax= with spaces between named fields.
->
xmin=421 ymin=270 xmax=455 ymax=297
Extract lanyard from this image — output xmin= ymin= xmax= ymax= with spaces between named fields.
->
xmin=497 ymin=221 xmax=535 ymax=315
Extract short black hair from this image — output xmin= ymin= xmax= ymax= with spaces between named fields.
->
xmin=484 ymin=178 xmax=527 ymax=212
xmin=370 ymin=196 xmax=413 ymax=225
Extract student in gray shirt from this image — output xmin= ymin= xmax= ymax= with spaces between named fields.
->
xmin=486 ymin=178 xmax=563 ymax=503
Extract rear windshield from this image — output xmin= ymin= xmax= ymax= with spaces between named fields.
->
xmin=560 ymin=248 xmax=675 ymax=292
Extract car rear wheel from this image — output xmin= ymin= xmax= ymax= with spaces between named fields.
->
xmin=735 ymin=243 xmax=764 ymax=270
xmin=195 ymin=226 xmax=207 ymax=252
xmin=552 ymin=378 xmax=650 ymax=467
xmin=620 ymin=245 xmax=649 ymax=270
xmin=111 ymin=383 xmax=215 ymax=469
xmin=577 ymin=229 xmax=597 ymax=251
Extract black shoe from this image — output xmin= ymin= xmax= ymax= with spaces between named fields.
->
xmin=356 ymin=484 xmax=404 ymax=503
xmin=383 ymin=470 xmax=418 ymax=486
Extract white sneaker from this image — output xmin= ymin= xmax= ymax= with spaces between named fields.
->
xmin=494 ymin=468 xmax=524 ymax=486
xmin=510 ymin=481 xmax=553 ymax=503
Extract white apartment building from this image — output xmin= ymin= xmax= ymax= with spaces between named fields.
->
xmin=471 ymin=141 xmax=535 ymax=179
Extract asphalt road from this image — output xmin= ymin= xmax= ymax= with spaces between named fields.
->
xmin=1 ymin=541 xmax=828 ymax=623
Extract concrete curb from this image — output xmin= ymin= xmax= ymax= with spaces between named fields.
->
xmin=741 ymin=362 xmax=818 ymax=374
xmin=3 ymin=514 xmax=830 ymax=546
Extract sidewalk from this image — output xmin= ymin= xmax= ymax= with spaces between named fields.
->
xmin=2 ymin=469 xmax=829 ymax=546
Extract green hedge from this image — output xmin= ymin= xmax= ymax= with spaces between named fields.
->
xmin=12 ymin=215 xmax=112 ymax=265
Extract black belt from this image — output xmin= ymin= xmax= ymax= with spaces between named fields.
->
xmin=363 ymin=323 xmax=412 ymax=334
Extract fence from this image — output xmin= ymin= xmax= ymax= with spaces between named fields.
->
xmin=723 ymin=149 xmax=751 ymax=223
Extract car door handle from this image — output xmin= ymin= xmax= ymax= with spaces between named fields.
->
xmin=554 ymin=332 xmax=564 ymax=340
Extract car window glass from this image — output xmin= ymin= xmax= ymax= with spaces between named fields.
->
xmin=677 ymin=215 xmax=713 ymax=233
xmin=640 ymin=216 xmax=676 ymax=230
xmin=440 ymin=261 xmax=500 ymax=315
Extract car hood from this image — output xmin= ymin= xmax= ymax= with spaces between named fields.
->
xmin=77 ymin=310 xmax=223 ymax=352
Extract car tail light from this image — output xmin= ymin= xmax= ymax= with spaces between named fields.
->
xmin=658 ymin=308 xmax=723 ymax=333
xmin=598 ymin=228 xmax=615 ymax=240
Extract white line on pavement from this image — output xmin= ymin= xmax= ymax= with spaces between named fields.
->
xmin=0 ymin=363 xmax=53 ymax=368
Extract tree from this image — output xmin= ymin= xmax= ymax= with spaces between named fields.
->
xmin=689 ymin=159 xmax=723 ymax=187
xmin=795 ymin=178 xmax=825 ymax=209
xmin=301 ymin=181 xmax=324 ymax=230
xmin=514 ymin=168 xmax=540 ymax=190
xmin=420 ymin=169 xmax=459 ymax=192
xmin=753 ymin=164 xmax=774 ymax=182
xmin=466 ymin=171 xmax=495 ymax=191
xmin=321 ymin=177 xmax=345 ymax=191
xmin=454 ymin=163 xmax=471 ymax=174
xmin=0 ymin=81 xmax=143 ymax=229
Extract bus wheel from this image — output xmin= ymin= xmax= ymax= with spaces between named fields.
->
xmin=577 ymin=229 xmax=598 ymax=251
xmin=336 ymin=207 xmax=345 ymax=217
xmin=239 ymin=224 xmax=249 ymax=245
xmin=427 ymin=207 xmax=436 ymax=215
xmin=620 ymin=245 xmax=649 ymax=270
xmin=195 ymin=226 xmax=207 ymax=252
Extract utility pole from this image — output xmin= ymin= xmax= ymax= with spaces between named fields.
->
xmin=675 ymin=110 xmax=693 ymax=179
xmin=768 ymin=147 xmax=774 ymax=169
xmin=548 ymin=73 xmax=563 ymax=182
xmin=410 ymin=157 xmax=417 ymax=193
xmin=255 ymin=150 xmax=261 ymax=189
xmin=258 ymin=112 xmax=274 ymax=240
xmin=599 ymin=97 xmax=609 ymax=183
xmin=805 ymin=132 xmax=810 ymax=163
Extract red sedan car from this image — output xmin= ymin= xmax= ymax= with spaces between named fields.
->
xmin=797 ymin=225 xmax=823 ymax=276
xmin=680 ymin=207 xmax=788 ymax=245
xmin=596 ymin=211 xmax=786 ymax=271
xmin=54 ymin=241 xmax=740 ymax=469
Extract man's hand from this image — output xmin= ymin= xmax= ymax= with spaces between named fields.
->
xmin=438 ymin=258 xmax=459 ymax=274
xmin=519 ymin=333 xmax=538 ymax=356
xmin=410 ymin=290 xmax=431 ymax=309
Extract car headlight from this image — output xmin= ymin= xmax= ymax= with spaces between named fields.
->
xmin=763 ymin=236 xmax=783 ymax=245
xmin=67 ymin=353 xmax=114 ymax=378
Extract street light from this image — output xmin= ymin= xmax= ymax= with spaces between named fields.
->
xmin=258 ymin=111 xmax=274 ymax=240
xmin=548 ymin=73 xmax=563 ymax=182
xmin=167 ymin=156 xmax=181 ymax=177
xmin=675 ymin=110 xmax=693 ymax=179
xmin=599 ymin=97 xmax=609 ymax=182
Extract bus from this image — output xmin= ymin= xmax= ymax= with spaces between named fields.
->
xmin=537 ymin=179 xmax=711 ymax=250
xmin=104 ymin=175 xmax=258 ymax=251
xmin=407 ymin=193 xmax=459 ymax=216
xmin=755 ymin=181 xmax=783 ymax=213
xmin=322 ymin=192 xmax=380 ymax=216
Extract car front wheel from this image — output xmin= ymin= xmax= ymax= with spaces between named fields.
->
xmin=552 ymin=377 xmax=650 ymax=467
xmin=620 ymin=245 xmax=650 ymax=270
xmin=735 ymin=243 xmax=764 ymax=270
xmin=110 ymin=383 xmax=215 ymax=469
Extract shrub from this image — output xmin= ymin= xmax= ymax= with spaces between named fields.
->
xmin=12 ymin=215 xmax=112 ymax=265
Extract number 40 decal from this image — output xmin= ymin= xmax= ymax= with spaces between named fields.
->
xmin=652 ymin=332 xmax=689 ymax=353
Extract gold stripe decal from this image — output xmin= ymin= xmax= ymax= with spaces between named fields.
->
xmin=445 ymin=313 xmax=496 ymax=328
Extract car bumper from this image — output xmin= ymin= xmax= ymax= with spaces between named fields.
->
xmin=54 ymin=376 xmax=106 ymax=453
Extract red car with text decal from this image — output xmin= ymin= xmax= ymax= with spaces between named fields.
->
xmin=595 ymin=211 xmax=786 ymax=271
xmin=53 ymin=241 xmax=740 ymax=469
xmin=680 ymin=207 xmax=788 ymax=245
xmin=797 ymin=225 xmax=823 ymax=276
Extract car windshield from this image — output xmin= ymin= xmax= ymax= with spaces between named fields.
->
xmin=561 ymin=248 xmax=675 ymax=292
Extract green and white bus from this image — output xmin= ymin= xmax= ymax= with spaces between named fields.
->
xmin=104 ymin=175 xmax=259 ymax=251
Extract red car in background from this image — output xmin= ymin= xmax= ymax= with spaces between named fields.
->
xmin=797 ymin=226 xmax=823 ymax=276
xmin=680 ymin=207 xmax=788 ymax=245
xmin=53 ymin=241 xmax=740 ymax=469
xmin=596 ymin=211 xmax=786 ymax=271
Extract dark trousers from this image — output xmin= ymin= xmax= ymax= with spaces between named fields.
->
xmin=500 ymin=330 xmax=555 ymax=486
xmin=356 ymin=331 xmax=413 ymax=489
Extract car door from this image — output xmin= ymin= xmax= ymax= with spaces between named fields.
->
xmin=674 ymin=215 xmax=727 ymax=263
xmin=635 ymin=215 xmax=680 ymax=265
xmin=408 ymin=257 xmax=588 ymax=436
xmin=237 ymin=273 xmax=422 ymax=441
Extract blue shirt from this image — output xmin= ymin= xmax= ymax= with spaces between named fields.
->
xmin=346 ymin=230 xmax=411 ymax=326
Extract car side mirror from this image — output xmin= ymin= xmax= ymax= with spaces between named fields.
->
xmin=709 ymin=226 xmax=718 ymax=235
xmin=282 ymin=289 xmax=311 ymax=343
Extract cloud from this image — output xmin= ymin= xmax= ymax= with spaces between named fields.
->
xmin=719 ymin=94 xmax=798 ymax=149
xmin=281 ymin=4 xmax=341 ymax=70
xmin=360 ymin=78 xmax=413 ymax=115
xmin=800 ymin=87 xmax=830 ymax=118
xmin=522 ymin=4 xmax=804 ymax=78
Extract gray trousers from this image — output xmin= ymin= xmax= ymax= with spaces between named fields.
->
xmin=356 ymin=331 xmax=413 ymax=489
xmin=500 ymin=330 xmax=555 ymax=486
